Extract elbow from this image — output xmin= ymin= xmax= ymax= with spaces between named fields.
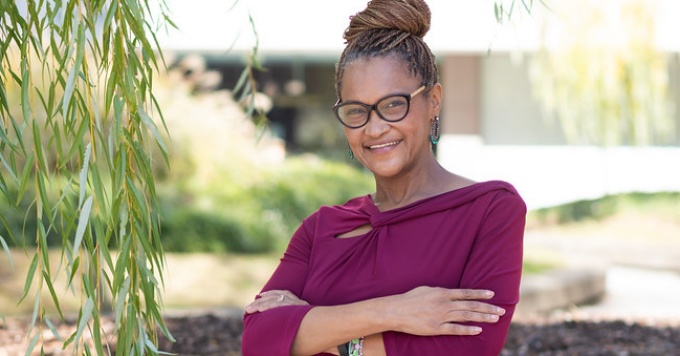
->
xmin=240 ymin=320 xmax=255 ymax=356
xmin=241 ymin=314 xmax=267 ymax=356
xmin=240 ymin=313 xmax=292 ymax=356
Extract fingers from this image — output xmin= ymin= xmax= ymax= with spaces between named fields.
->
xmin=454 ymin=299 xmax=505 ymax=316
xmin=446 ymin=288 xmax=495 ymax=300
xmin=244 ymin=290 xmax=308 ymax=314
xmin=443 ymin=289 xmax=505 ymax=318
xmin=445 ymin=308 xmax=504 ymax=324
xmin=438 ymin=323 xmax=484 ymax=336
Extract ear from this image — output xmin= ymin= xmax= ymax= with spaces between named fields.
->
xmin=429 ymin=83 xmax=442 ymax=117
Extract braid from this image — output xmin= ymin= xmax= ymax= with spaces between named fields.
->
xmin=335 ymin=0 xmax=439 ymax=98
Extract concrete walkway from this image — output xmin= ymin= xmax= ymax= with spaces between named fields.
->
xmin=517 ymin=230 xmax=680 ymax=321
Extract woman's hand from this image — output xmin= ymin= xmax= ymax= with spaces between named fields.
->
xmin=244 ymin=290 xmax=309 ymax=314
xmin=387 ymin=286 xmax=505 ymax=336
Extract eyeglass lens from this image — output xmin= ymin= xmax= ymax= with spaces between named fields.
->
xmin=336 ymin=95 xmax=409 ymax=127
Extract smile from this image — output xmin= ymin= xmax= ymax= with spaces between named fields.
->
xmin=369 ymin=140 xmax=400 ymax=149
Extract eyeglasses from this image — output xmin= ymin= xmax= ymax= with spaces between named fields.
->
xmin=332 ymin=85 xmax=426 ymax=129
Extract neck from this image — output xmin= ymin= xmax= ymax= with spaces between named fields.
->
xmin=371 ymin=158 xmax=454 ymax=211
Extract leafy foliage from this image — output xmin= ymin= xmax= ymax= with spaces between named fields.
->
xmin=0 ymin=1 xmax=177 ymax=354
xmin=159 ymin=156 xmax=374 ymax=254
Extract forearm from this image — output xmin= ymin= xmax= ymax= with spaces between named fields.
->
xmin=382 ymin=304 xmax=516 ymax=355
xmin=291 ymin=297 xmax=392 ymax=356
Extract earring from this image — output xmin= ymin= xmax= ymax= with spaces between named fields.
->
xmin=429 ymin=116 xmax=441 ymax=145
xmin=347 ymin=144 xmax=354 ymax=159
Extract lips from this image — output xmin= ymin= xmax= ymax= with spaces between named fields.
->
xmin=368 ymin=140 xmax=401 ymax=149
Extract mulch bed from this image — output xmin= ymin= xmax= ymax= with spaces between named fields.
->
xmin=2 ymin=313 xmax=679 ymax=355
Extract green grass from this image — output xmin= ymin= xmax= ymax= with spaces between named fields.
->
xmin=522 ymin=191 xmax=680 ymax=274
xmin=527 ymin=191 xmax=680 ymax=227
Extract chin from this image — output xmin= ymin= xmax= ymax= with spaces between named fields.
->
xmin=367 ymin=164 xmax=405 ymax=179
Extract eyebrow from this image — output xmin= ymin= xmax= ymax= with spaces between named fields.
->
xmin=339 ymin=86 xmax=425 ymax=104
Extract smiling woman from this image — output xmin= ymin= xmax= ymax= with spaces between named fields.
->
xmin=240 ymin=1 xmax=526 ymax=355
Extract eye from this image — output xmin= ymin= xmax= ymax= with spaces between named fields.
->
xmin=343 ymin=105 xmax=368 ymax=118
xmin=379 ymin=97 xmax=407 ymax=111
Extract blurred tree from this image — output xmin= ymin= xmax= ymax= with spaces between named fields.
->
xmin=0 ymin=0 xmax=177 ymax=354
xmin=530 ymin=0 xmax=676 ymax=146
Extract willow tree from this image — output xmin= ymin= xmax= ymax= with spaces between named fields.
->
xmin=530 ymin=0 xmax=676 ymax=146
xmin=0 ymin=0 xmax=177 ymax=354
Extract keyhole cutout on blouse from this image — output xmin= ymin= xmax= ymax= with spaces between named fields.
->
xmin=336 ymin=223 xmax=373 ymax=238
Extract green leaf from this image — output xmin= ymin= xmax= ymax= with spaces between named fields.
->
xmin=233 ymin=66 xmax=249 ymax=98
xmin=73 ymin=195 xmax=93 ymax=257
xmin=42 ymin=271 xmax=64 ymax=320
xmin=63 ymin=119 xmax=89 ymax=165
xmin=0 ymin=152 xmax=19 ymax=184
xmin=114 ymin=276 xmax=130 ymax=329
xmin=74 ymin=297 xmax=95 ymax=344
xmin=494 ymin=3 xmax=503 ymax=23
xmin=30 ymin=291 xmax=40 ymax=331
xmin=44 ymin=317 xmax=64 ymax=341
xmin=0 ymin=235 xmax=13 ymax=269
xmin=137 ymin=105 xmax=168 ymax=161
xmin=79 ymin=143 xmax=92 ymax=206
xmin=31 ymin=121 xmax=48 ymax=173
xmin=62 ymin=23 xmax=86 ymax=120
xmin=24 ymin=331 xmax=40 ymax=356
xmin=19 ymin=254 xmax=39 ymax=303
xmin=67 ymin=256 xmax=80 ymax=289
xmin=20 ymin=58 xmax=32 ymax=123
xmin=16 ymin=154 xmax=35 ymax=205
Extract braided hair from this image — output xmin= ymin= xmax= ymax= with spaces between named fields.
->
xmin=334 ymin=0 xmax=439 ymax=99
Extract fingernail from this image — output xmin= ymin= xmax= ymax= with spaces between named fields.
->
xmin=497 ymin=308 xmax=506 ymax=315
xmin=485 ymin=291 xmax=494 ymax=297
xmin=472 ymin=327 xmax=482 ymax=334
xmin=244 ymin=306 xmax=255 ymax=314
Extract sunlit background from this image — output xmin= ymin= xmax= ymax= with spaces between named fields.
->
xmin=2 ymin=0 xmax=679 ymax=322
xmin=152 ymin=0 xmax=680 ymax=319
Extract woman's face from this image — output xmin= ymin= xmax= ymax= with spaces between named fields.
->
xmin=339 ymin=56 xmax=441 ymax=179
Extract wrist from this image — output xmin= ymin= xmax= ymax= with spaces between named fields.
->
xmin=372 ymin=294 xmax=400 ymax=332
xmin=350 ymin=295 xmax=399 ymax=335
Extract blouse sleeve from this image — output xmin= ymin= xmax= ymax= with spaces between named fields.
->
xmin=241 ymin=218 xmax=316 ymax=356
xmin=382 ymin=189 xmax=527 ymax=355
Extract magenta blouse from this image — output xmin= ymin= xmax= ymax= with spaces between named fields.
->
xmin=242 ymin=180 xmax=526 ymax=355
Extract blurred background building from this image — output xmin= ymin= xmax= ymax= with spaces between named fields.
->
xmin=156 ymin=0 xmax=680 ymax=210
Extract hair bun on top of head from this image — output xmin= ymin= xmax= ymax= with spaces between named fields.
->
xmin=343 ymin=0 xmax=431 ymax=44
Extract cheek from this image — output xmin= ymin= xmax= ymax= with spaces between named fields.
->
xmin=343 ymin=128 xmax=354 ymax=140
xmin=408 ymin=117 xmax=430 ymax=139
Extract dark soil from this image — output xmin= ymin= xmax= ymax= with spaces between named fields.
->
xmin=2 ymin=313 xmax=679 ymax=355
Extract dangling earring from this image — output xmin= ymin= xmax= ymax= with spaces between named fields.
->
xmin=429 ymin=116 xmax=441 ymax=145
xmin=347 ymin=143 xmax=354 ymax=159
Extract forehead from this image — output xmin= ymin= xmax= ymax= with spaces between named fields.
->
xmin=341 ymin=56 xmax=418 ymax=101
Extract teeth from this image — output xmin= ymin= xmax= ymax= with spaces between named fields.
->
xmin=370 ymin=141 xmax=399 ymax=149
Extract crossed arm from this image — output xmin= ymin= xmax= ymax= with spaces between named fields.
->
xmin=246 ymin=287 xmax=506 ymax=355
xmin=242 ymin=190 xmax=525 ymax=355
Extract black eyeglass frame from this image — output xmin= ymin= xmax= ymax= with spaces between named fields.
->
xmin=332 ymin=85 xmax=427 ymax=129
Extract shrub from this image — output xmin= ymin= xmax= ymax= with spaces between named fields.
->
xmin=156 ymin=155 xmax=374 ymax=254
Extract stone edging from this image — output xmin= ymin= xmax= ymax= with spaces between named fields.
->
xmin=516 ymin=267 xmax=607 ymax=315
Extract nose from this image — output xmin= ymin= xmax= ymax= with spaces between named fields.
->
xmin=364 ymin=109 xmax=389 ymax=137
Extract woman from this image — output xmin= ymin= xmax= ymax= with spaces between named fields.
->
xmin=241 ymin=0 xmax=526 ymax=355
